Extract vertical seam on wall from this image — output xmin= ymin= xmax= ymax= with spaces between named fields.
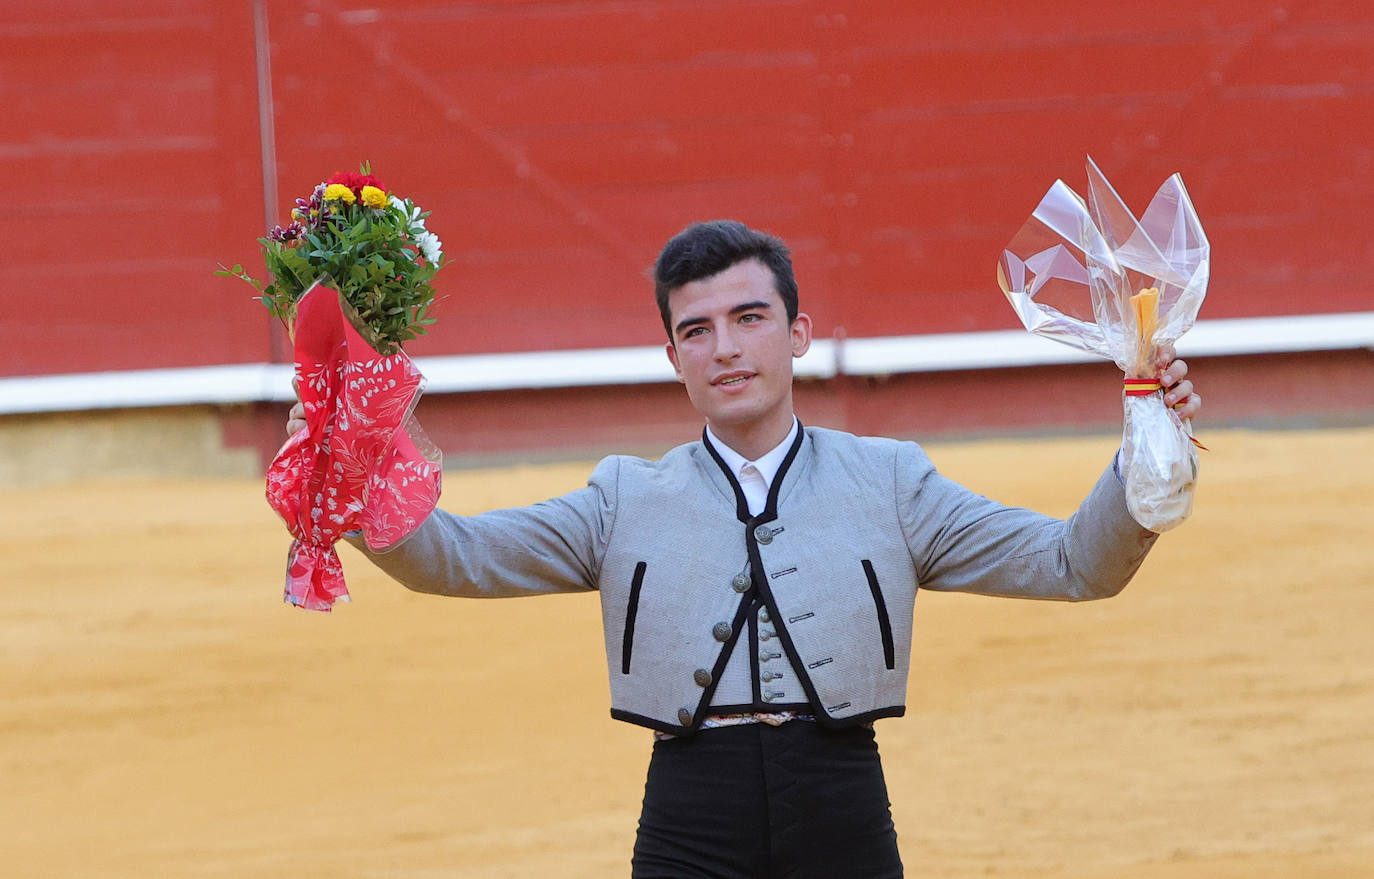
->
xmin=252 ymin=0 xmax=282 ymax=362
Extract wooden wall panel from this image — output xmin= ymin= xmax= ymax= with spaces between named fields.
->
xmin=3 ymin=0 xmax=1370 ymax=379
xmin=0 ymin=2 xmax=271 ymax=375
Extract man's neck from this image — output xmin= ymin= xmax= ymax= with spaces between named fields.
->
xmin=706 ymin=411 xmax=797 ymax=461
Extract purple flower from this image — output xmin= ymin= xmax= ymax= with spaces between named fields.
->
xmin=289 ymin=183 xmax=332 ymax=230
xmin=269 ymin=221 xmax=305 ymax=243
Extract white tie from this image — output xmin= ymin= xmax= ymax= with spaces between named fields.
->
xmin=738 ymin=462 xmax=768 ymax=517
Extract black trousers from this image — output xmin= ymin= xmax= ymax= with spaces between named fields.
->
xmin=631 ymin=721 xmax=903 ymax=878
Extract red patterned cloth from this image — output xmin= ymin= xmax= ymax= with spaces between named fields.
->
xmin=266 ymin=283 xmax=442 ymax=611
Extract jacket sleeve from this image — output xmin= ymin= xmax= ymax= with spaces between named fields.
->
xmin=344 ymin=457 xmax=619 ymax=597
xmin=896 ymin=443 xmax=1158 ymax=601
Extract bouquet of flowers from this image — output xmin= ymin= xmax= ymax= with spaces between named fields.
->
xmin=219 ymin=162 xmax=442 ymax=354
xmin=220 ymin=164 xmax=445 ymax=610
xmin=997 ymin=157 xmax=1209 ymax=532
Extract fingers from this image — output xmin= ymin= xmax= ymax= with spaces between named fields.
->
xmin=1153 ymin=343 xmax=1177 ymax=371
xmin=286 ymin=378 xmax=306 ymax=435
xmin=1163 ymin=378 xmax=1192 ymax=407
xmin=1159 ymin=357 xmax=1188 ymax=387
xmin=1146 ymin=351 xmax=1203 ymax=421
xmin=286 ymin=401 xmax=307 ymax=437
xmin=1162 ymin=373 xmax=1201 ymax=420
xmin=1172 ymin=390 xmax=1202 ymax=420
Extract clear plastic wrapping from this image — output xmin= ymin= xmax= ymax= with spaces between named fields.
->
xmin=998 ymin=158 xmax=1209 ymax=532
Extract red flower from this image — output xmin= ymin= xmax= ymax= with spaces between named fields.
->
xmin=326 ymin=171 xmax=388 ymax=198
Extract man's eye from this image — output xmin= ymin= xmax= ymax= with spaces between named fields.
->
xmin=684 ymin=326 xmax=707 ymax=338
xmin=739 ymin=313 xmax=761 ymax=323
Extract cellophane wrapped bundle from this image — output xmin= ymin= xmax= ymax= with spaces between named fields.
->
xmin=997 ymin=158 xmax=1209 ymax=532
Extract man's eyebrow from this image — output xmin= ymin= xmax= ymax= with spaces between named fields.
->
xmin=673 ymin=300 xmax=774 ymax=336
xmin=673 ymin=315 xmax=709 ymax=336
xmin=729 ymin=300 xmax=773 ymax=316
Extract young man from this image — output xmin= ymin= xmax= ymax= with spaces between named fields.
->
xmin=292 ymin=220 xmax=1200 ymax=878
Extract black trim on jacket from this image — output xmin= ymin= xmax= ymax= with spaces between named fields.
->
xmin=700 ymin=422 xmax=851 ymax=720
xmin=700 ymin=419 xmax=805 ymax=527
xmin=862 ymin=559 xmax=897 ymax=670
xmin=700 ymin=426 xmax=751 ymax=523
xmin=621 ymin=561 xmax=647 ymax=674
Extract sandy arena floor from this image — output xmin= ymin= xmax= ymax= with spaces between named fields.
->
xmin=1 ymin=427 xmax=1370 ymax=877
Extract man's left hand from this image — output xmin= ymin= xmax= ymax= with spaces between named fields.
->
xmin=1156 ymin=345 xmax=1201 ymax=421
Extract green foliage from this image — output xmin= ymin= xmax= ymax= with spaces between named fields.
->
xmin=216 ymin=168 xmax=442 ymax=356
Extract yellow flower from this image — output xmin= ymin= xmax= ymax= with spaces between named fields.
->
xmin=359 ymin=185 xmax=387 ymax=208
xmin=323 ymin=183 xmax=356 ymax=204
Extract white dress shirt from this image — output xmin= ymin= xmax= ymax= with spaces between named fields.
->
xmin=704 ymin=418 xmax=800 ymax=516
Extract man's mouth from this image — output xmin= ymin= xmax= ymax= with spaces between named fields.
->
xmin=714 ymin=372 xmax=753 ymax=387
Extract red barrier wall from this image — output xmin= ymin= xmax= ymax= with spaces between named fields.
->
xmin=3 ymin=2 xmax=272 ymax=375
xmin=4 ymin=0 xmax=1371 ymax=377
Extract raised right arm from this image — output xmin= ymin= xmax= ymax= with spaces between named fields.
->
xmin=346 ymin=459 xmax=619 ymax=598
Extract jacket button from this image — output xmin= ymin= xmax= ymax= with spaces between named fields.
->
xmin=760 ymin=631 xmax=773 ymax=641
xmin=759 ymin=609 xmax=771 ymax=623
xmin=753 ymin=524 xmax=774 ymax=544
xmin=762 ymin=671 xmax=777 ymax=682
xmin=712 ymin=622 xmax=732 ymax=642
xmin=677 ymin=708 xmax=693 ymax=725
xmin=732 ymin=573 xmax=752 ymax=592
xmin=693 ymin=668 xmax=712 ymax=687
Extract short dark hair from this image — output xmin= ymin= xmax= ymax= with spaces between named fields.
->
xmin=653 ymin=220 xmax=798 ymax=339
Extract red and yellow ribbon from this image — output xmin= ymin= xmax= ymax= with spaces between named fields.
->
xmin=1123 ymin=378 xmax=1161 ymax=396
xmin=1122 ymin=376 xmax=1208 ymax=450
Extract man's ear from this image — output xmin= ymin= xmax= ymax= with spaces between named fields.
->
xmin=790 ymin=312 xmax=813 ymax=358
xmin=665 ymin=341 xmax=685 ymax=382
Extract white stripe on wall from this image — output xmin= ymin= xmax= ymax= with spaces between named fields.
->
xmin=3 ymin=312 xmax=1371 ymax=415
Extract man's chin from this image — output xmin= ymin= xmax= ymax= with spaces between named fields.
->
xmin=705 ymin=400 xmax=762 ymax=423
xmin=706 ymin=404 xmax=789 ymax=437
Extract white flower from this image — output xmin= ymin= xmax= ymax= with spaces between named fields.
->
xmin=414 ymin=230 xmax=443 ymax=264
xmin=390 ymin=195 xmax=427 ymax=233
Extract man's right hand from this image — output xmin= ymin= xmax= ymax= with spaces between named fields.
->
xmin=286 ymin=400 xmax=307 ymax=437
xmin=286 ymin=379 xmax=307 ymax=437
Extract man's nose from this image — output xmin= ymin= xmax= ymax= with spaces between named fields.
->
xmin=712 ymin=325 xmax=742 ymax=360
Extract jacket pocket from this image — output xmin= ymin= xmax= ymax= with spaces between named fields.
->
xmin=621 ymin=561 xmax=647 ymax=674
xmin=862 ymin=559 xmax=896 ymax=670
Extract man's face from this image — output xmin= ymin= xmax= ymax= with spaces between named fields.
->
xmin=664 ymin=259 xmax=812 ymax=448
